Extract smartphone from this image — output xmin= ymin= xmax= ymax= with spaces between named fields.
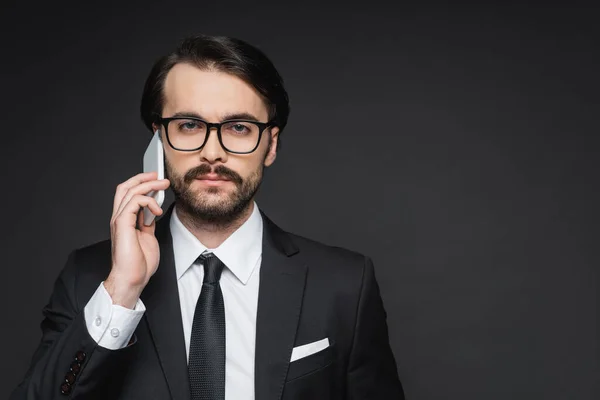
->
xmin=142 ymin=130 xmax=165 ymax=226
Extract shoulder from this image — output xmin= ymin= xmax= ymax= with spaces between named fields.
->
xmin=58 ymin=239 xmax=113 ymax=308
xmin=283 ymin=230 xmax=372 ymax=291
xmin=261 ymin=211 xmax=371 ymax=282
xmin=70 ymin=238 xmax=112 ymax=268
xmin=287 ymin=231 xmax=367 ymax=266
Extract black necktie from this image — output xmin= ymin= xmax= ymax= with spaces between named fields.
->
xmin=188 ymin=252 xmax=226 ymax=400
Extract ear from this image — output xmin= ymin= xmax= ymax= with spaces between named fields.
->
xmin=263 ymin=126 xmax=280 ymax=167
xmin=152 ymin=123 xmax=166 ymax=143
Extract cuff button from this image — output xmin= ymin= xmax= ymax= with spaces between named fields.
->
xmin=70 ymin=361 xmax=81 ymax=375
xmin=65 ymin=371 xmax=76 ymax=384
xmin=75 ymin=351 xmax=86 ymax=362
xmin=60 ymin=382 xmax=71 ymax=395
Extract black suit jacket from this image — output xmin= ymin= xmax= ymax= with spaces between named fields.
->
xmin=11 ymin=204 xmax=404 ymax=399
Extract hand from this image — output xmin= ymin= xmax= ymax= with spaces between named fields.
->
xmin=104 ymin=171 xmax=170 ymax=309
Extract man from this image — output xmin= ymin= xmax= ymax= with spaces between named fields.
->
xmin=11 ymin=34 xmax=403 ymax=400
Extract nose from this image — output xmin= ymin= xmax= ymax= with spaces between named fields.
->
xmin=199 ymin=127 xmax=228 ymax=164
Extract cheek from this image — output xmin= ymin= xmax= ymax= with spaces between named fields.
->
xmin=231 ymin=157 xmax=264 ymax=179
xmin=165 ymin=154 xmax=193 ymax=179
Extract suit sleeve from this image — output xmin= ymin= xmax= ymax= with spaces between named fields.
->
xmin=10 ymin=250 xmax=138 ymax=400
xmin=346 ymin=256 xmax=405 ymax=399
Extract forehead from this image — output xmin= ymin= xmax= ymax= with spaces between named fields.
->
xmin=162 ymin=63 xmax=269 ymax=121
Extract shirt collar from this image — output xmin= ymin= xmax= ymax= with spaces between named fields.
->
xmin=169 ymin=201 xmax=263 ymax=285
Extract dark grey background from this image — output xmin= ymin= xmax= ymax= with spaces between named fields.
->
xmin=1 ymin=2 xmax=597 ymax=399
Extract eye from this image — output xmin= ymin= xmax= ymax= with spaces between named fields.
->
xmin=171 ymin=119 xmax=206 ymax=134
xmin=223 ymin=121 xmax=254 ymax=136
xmin=179 ymin=121 xmax=201 ymax=130
xmin=231 ymin=124 xmax=249 ymax=133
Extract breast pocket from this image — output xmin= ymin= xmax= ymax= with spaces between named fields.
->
xmin=285 ymin=340 xmax=336 ymax=382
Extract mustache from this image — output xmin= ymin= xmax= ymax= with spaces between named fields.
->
xmin=183 ymin=164 xmax=243 ymax=185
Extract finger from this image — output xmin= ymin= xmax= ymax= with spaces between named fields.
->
xmin=112 ymin=172 xmax=160 ymax=217
xmin=113 ymin=194 xmax=163 ymax=231
xmin=116 ymin=179 xmax=169 ymax=219
xmin=114 ymin=179 xmax=169 ymax=221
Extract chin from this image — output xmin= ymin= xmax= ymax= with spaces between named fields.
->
xmin=197 ymin=191 xmax=237 ymax=206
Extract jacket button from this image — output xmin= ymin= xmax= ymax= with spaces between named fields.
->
xmin=75 ymin=351 xmax=86 ymax=362
xmin=65 ymin=371 xmax=76 ymax=384
xmin=60 ymin=382 xmax=71 ymax=395
xmin=70 ymin=361 xmax=81 ymax=375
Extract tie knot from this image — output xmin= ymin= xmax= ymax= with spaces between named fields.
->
xmin=197 ymin=252 xmax=225 ymax=284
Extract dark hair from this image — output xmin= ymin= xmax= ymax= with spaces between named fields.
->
xmin=140 ymin=34 xmax=290 ymax=149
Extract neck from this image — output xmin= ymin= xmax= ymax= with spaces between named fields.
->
xmin=174 ymin=201 xmax=255 ymax=249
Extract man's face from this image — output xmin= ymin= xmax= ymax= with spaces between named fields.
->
xmin=155 ymin=63 xmax=279 ymax=224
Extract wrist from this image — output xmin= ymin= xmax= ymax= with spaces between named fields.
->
xmin=104 ymin=274 xmax=144 ymax=309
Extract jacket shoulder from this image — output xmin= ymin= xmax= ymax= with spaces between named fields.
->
xmin=71 ymin=238 xmax=112 ymax=269
xmin=60 ymin=239 xmax=113 ymax=308
xmin=285 ymin=231 xmax=370 ymax=287
xmin=288 ymin=232 xmax=366 ymax=263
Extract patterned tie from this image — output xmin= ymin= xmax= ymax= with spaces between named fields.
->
xmin=188 ymin=252 xmax=226 ymax=400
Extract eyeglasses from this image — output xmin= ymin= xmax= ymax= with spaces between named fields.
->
xmin=156 ymin=116 xmax=273 ymax=154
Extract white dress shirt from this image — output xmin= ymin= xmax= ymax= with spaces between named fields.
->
xmin=84 ymin=201 xmax=263 ymax=400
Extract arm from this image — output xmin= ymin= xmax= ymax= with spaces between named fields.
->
xmin=10 ymin=250 xmax=142 ymax=400
xmin=11 ymin=172 xmax=168 ymax=399
xmin=346 ymin=256 xmax=405 ymax=399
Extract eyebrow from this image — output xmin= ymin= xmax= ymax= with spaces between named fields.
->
xmin=167 ymin=111 xmax=263 ymax=122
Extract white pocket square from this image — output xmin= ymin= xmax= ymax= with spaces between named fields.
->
xmin=290 ymin=338 xmax=330 ymax=362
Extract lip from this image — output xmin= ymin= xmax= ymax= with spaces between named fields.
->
xmin=195 ymin=175 xmax=231 ymax=186
xmin=195 ymin=174 xmax=230 ymax=181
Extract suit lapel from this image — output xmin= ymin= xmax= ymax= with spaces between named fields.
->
xmin=141 ymin=203 xmax=191 ymax=400
xmin=254 ymin=211 xmax=307 ymax=400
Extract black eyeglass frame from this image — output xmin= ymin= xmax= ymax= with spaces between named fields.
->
xmin=156 ymin=116 xmax=274 ymax=154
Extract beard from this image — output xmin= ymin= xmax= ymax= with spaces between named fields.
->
xmin=165 ymin=159 xmax=263 ymax=226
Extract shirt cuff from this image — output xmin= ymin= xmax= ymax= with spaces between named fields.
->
xmin=83 ymin=281 xmax=146 ymax=350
